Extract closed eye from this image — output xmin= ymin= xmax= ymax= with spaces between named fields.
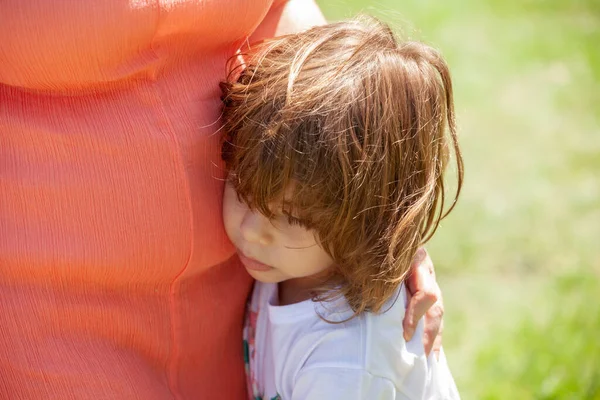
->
xmin=286 ymin=215 xmax=305 ymax=226
xmin=281 ymin=212 xmax=313 ymax=229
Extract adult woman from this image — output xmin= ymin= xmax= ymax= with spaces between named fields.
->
xmin=0 ymin=1 xmax=444 ymax=398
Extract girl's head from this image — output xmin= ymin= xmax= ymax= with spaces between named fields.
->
xmin=221 ymin=17 xmax=463 ymax=314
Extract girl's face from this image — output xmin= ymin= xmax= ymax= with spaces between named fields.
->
xmin=222 ymin=180 xmax=334 ymax=284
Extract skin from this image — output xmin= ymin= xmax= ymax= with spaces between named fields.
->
xmin=222 ymin=181 xmax=334 ymax=305
xmin=404 ymin=248 xmax=444 ymax=358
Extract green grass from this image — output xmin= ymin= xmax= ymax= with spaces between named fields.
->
xmin=317 ymin=1 xmax=600 ymax=398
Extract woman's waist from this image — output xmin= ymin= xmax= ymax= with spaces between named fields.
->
xmin=0 ymin=255 xmax=252 ymax=399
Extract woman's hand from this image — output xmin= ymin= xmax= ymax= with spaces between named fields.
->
xmin=403 ymin=248 xmax=444 ymax=358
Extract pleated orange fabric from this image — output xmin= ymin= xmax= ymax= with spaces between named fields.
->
xmin=0 ymin=1 xmax=283 ymax=398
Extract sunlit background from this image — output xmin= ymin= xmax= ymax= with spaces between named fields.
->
xmin=317 ymin=0 xmax=600 ymax=398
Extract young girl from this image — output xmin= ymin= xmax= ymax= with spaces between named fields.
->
xmin=220 ymin=17 xmax=463 ymax=400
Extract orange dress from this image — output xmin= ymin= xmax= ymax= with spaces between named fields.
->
xmin=0 ymin=1 xmax=286 ymax=398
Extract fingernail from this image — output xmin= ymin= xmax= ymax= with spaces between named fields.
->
xmin=412 ymin=248 xmax=426 ymax=267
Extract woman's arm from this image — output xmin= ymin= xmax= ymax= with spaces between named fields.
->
xmin=248 ymin=0 xmax=326 ymax=44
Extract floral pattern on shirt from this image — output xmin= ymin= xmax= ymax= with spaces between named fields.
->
xmin=243 ymin=287 xmax=282 ymax=400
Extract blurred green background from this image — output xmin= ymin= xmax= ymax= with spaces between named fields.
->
xmin=316 ymin=0 xmax=600 ymax=398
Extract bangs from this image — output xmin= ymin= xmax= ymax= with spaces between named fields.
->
xmin=222 ymin=121 xmax=337 ymax=230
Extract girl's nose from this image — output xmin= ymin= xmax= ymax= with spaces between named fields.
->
xmin=239 ymin=211 xmax=273 ymax=246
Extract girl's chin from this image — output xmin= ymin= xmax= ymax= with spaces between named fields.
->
xmin=245 ymin=268 xmax=284 ymax=283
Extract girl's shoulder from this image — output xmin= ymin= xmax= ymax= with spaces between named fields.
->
xmin=301 ymin=283 xmax=418 ymax=374
xmin=267 ymin=283 xmax=419 ymax=375
xmin=254 ymin=282 xmax=459 ymax=398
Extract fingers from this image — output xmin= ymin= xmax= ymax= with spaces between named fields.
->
xmin=403 ymin=251 xmax=433 ymax=340
xmin=430 ymin=317 xmax=444 ymax=360
xmin=403 ymin=247 xmax=445 ymax=358
xmin=406 ymin=248 xmax=435 ymax=295
xmin=411 ymin=247 xmax=428 ymax=267
xmin=403 ymin=289 xmax=437 ymax=341
xmin=422 ymin=299 xmax=444 ymax=357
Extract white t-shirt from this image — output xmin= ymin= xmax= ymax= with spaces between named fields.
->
xmin=243 ymin=282 xmax=460 ymax=400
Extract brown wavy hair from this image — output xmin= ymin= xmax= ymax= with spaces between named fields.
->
xmin=220 ymin=17 xmax=463 ymax=316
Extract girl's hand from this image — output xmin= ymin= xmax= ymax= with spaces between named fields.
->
xmin=403 ymin=248 xmax=444 ymax=358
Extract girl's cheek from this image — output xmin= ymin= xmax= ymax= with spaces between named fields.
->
xmin=286 ymin=228 xmax=319 ymax=248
